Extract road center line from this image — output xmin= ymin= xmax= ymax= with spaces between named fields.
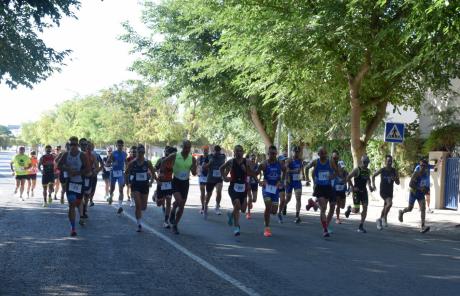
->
xmin=114 ymin=206 xmax=260 ymax=296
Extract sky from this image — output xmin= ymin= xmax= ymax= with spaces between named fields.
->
xmin=0 ymin=0 xmax=148 ymax=126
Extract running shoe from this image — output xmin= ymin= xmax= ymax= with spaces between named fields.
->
xmin=14 ymin=188 xmax=18 ymax=194
xmin=323 ymin=230 xmax=330 ymax=238
xmin=42 ymin=202 xmax=47 ymax=207
xmin=327 ymin=227 xmax=333 ymax=234
xmin=336 ymin=218 xmax=342 ymax=224
xmin=163 ymin=222 xmax=170 ymax=229
xmin=306 ymin=198 xmax=314 ymax=211
xmin=376 ymin=218 xmax=383 ymax=230
xmin=277 ymin=213 xmax=283 ymax=224
xmin=246 ymin=212 xmax=251 ymax=220
xmin=70 ymin=230 xmax=77 ymax=237
xmin=82 ymin=213 xmax=89 ymax=219
xmin=108 ymin=196 xmax=113 ymax=205
xmin=282 ymin=205 xmax=287 ymax=216
xmin=345 ymin=206 xmax=352 ymax=218
xmin=172 ymin=224 xmax=179 ymax=235
xmin=234 ymin=226 xmax=241 ymax=236
xmin=427 ymin=208 xmax=434 ymax=214
xmin=89 ymin=201 xmax=95 ymax=207
xmin=383 ymin=218 xmax=388 ymax=227
xmin=215 ymin=206 xmax=222 ymax=216
xmin=398 ymin=210 xmax=404 ymax=222
xmin=169 ymin=212 xmax=176 ymax=225
xmin=263 ymin=227 xmax=272 ymax=237
xmin=357 ymin=226 xmax=367 ymax=233
xmin=130 ymin=200 xmax=135 ymax=207
xmin=54 ymin=195 xmax=57 ymax=200
xmin=420 ymin=226 xmax=431 ymax=234
xmin=294 ymin=217 xmax=301 ymax=224
xmin=117 ymin=207 xmax=123 ymax=214
xmin=79 ymin=219 xmax=85 ymax=226
xmin=200 ymin=209 xmax=204 ymax=215
xmin=48 ymin=197 xmax=52 ymax=204
xmin=137 ymin=225 xmax=142 ymax=232
xmin=227 ymin=212 xmax=233 ymax=226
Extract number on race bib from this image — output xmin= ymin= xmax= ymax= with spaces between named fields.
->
xmin=161 ymin=182 xmax=172 ymax=190
xmin=69 ymin=183 xmax=82 ymax=194
xmin=212 ymin=170 xmax=221 ymax=178
xmin=136 ymin=173 xmax=147 ymax=181
xmin=63 ymin=172 xmax=69 ymax=178
xmin=177 ymin=172 xmax=188 ymax=180
xmin=104 ymin=166 xmax=112 ymax=172
xmin=112 ymin=170 xmax=123 ymax=178
xmin=318 ymin=171 xmax=330 ymax=181
xmin=199 ymin=176 xmax=207 ymax=183
xmin=234 ymin=183 xmax=246 ymax=193
xmin=265 ymin=185 xmax=277 ymax=194
xmin=292 ymin=174 xmax=301 ymax=181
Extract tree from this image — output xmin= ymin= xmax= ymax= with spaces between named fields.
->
xmin=0 ymin=0 xmax=80 ymax=88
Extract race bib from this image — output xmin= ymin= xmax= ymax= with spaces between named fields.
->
xmin=292 ymin=174 xmax=301 ymax=181
xmin=177 ymin=171 xmax=188 ymax=180
xmin=161 ymin=181 xmax=172 ymax=190
xmin=199 ymin=176 xmax=207 ymax=183
xmin=112 ymin=170 xmax=123 ymax=178
xmin=69 ymin=183 xmax=82 ymax=194
xmin=318 ymin=171 xmax=330 ymax=181
xmin=212 ymin=170 xmax=221 ymax=178
xmin=104 ymin=166 xmax=112 ymax=171
xmin=335 ymin=184 xmax=345 ymax=191
xmin=234 ymin=183 xmax=246 ymax=193
xmin=84 ymin=178 xmax=90 ymax=187
xmin=265 ymin=184 xmax=277 ymax=194
xmin=63 ymin=171 xmax=69 ymax=178
xmin=136 ymin=172 xmax=148 ymax=181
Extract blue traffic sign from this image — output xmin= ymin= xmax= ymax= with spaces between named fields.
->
xmin=384 ymin=122 xmax=405 ymax=143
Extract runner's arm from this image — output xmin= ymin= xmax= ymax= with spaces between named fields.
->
xmin=257 ymin=161 xmax=266 ymax=185
xmin=304 ymin=160 xmax=316 ymax=182
xmin=79 ymin=153 xmax=90 ymax=177
xmin=191 ymin=156 xmax=197 ymax=176
xmin=371 ymin=168 xmax=382 ymax=189
xmin=147 ymin=161 xmax=156 ymax=185
xmin=346 ymin=168 xmax=358 ymax=192
xmin=219 ymin=159 xmax=232 ymax=182
xmin=394 ymin=169 xmax=400 ymax=185
xmin=57 ymin=152 xmax=68 ymax=171
xmin=38 ymin=157 xmax=43 ymax=173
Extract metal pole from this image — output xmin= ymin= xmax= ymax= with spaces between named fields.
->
xmin=391 ymin=143 xmax=395 ymax=157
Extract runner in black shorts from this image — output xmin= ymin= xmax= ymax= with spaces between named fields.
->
xmin=333 ymin=160 xmax=348 ymax=224
xmin=220 ymin=145 xmax=258 ymax=236
xmin=102 ymin=147 xmax=112 ymax=200
xmin=197 ymin=146 xmax=210 ymax=214
xmin=372 ymin=155 xmax=400 ymax=230
xmin=246 ymin=154 xmax=259 ymax=220
xmin=204 ymin=145 xmax=226 ymax=217
xmin=39 ymin=145 xmax=56 ymax=207
xmin=155 ymin=146 xmax=176 ymax=228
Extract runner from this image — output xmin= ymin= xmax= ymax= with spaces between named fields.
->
xmin=161 ymin=140 xmax=197 ymax=234
xmin=27 ymin=150 xmax=39 ymax=198
xmin=334 ymin=160 xmax=348 ymax=224
xmin=88 ymin=142 xmax=102 ymax=207
xmin=276 ymin=154 xmax=287 ymax=223
xmin=79 ymin=138 xmax=97 ymax=222
xmin=220 ymin=145 xmax=257 ymax=236
xmin=204 ymin=145 xmax=226 ymax=218
xmin=57 ymin=136 xmax=89 ymax=236
xmin=107 ymin=139 xmax=127 ymax=214
xmin=54 ymin=143 xmax=69 ymax=205
xmin=38 ymin=145 xmax=56 ymax=207
xmin=325 ymin=150 xmax=341 ymax=233
xmin=53 ymin=145 xmax=62 ymax=200
xmin=257 ymin=145 xmax=286 ymax=237
xmin=198 ymin=146 xmax=210 ymax=214
xmin=414 ymin=159 xmax=435 ymax=213
xmin=346 ymin=155 xmax=374 ymax=233
xmin=101 ymin=147 xmax=113 ymax=200
xmin=126 ymin=144 xmax=155 ymax=232
xmin=246 ymin=153 xmax=259 ymax=220
xmin=398 ymin=159 xmax=431 ymax=233
xmin=155 ymin=146 xmax=176 ymax=228
xmin=305 ymin=147 xmax=338 ymax=237
xmin=372 ymin=155 xmax=400 ymax=230
xmin=285 ymin=146 xmax=304 ymax=224
xmin=126 ymin=145 xmax=137 ymax=207
xmin=10 ymin=146 xmax=31 ymax=200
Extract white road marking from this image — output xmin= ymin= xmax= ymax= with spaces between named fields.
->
xmin=115 ymin=206 xmax=260 ymax=296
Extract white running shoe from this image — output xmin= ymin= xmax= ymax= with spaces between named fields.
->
xmin=130 ymin=200 xmax=135 ymax=207
xmin=215 ymin=206 xmax=222 ymax=215
xmin=376 ymin=218 xmax=383 ymax=230
xmin=383 ymin=218 xmax=388 ymax=227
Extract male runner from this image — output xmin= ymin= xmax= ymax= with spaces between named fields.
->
xmin=372 ymin=155 xmax=400 ymax=230
xmin=346 ymin=155 xmax=374 ymax=233
xmin=161 ymin=140 xmax=197 ymax=234
xmin=285 ymin=146 xmax=304 ymax=224
xmin=204 ymin=145 xmax=226 ymax=218
xmin=53 ymin=145 xmax=62 ymax=200
xmin=414 ymin=159 xmax=435 ymax=213
xmin=276 ymin=154 xmax=288 ymax=224
xmin=11 ymin=146 xmax=31 ymax=200
xmin=198 ymin=146 xmax=210 ymax=214
xmin=325 ymin=150 xmax=341 ymax=233
xmin=246 ymin=153 xmax=259 ymax=219
xmin=54 ymin=143 xmax=69 ymax=204
xmin=88 ymin=142 xmax=102 ymax=207
xmin=334 ymin=160 xmax=348 ymax=224
xmin=27 ymin=150 xmax=38 ymax=198
xmin=305 ymin=147 xmax=338 ymax=237
xmin=155 ymin=146 xmax=176 ymax=228
xmin=38 ymin=145 xmax=56 ymax=207
xmin=220 ymin=145 xmax=257 ymax=236
xmin=126 ymin=145 xmax=137 ymax=207
xmin=57 ymin=137 xmax=89 ymax=236
xmin=398 ymin=159 xmax=431 ymax=233
xmin=257 ymin=145 xmax=286 ymax=237
xmin=126 ymin=144 xmax=155 ymax=232
xmin=108 ymin=139 xmax=127 ymax=214
xmin=102 ymin=147 xmax=113 ymax=200
xmin=79 ymin=138 xmax=97 ymax=221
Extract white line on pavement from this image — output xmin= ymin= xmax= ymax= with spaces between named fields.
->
xmin=115 ymin=206 xmax=260 ymax=296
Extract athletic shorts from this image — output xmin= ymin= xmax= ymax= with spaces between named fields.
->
xmin=90 ymin=176 xmax=98 ymax=195
xmin=206 ymin=181 xmax=222 ymax=194
xmin=157 ymin=181 xmax=173 ymax=199
xmin=15 ymin=175 xmax=29 ymax=180
xmin=42 ymin=173 xmax=55 ymax=185
xmin=131 ymin=182 xmax=150 ymax=195
xmin=250 ymin=182 xmax=258 ymax=192
xmin=228 ymin=183 xmax=247 ymax=205
xmin=198 ymin=175 xmax=207 ymax=186
xmin=409 ymin=191 xmax=425 ymax=205
xmin=380 ymin=191 xmax=393 ymax=199
xmin=286 ymin=181 xmax=302 ymax=194
xmin=28 ymin=174 xmax=37 ymax=180
xmin=102 ymin=171 xmax=110 ymax=180
xmin=59 ymin=171 xmax=68 ymax=184
xmin=262 ymin=185 xmax=279 ymax=203
xmin=172 ymin=178 xmax=190 ymax=200
xmin=353 ymin=190 xmax=368 ymax=205
xmin=335 ymin=191 xmax=346 ymax=200
xmin=110 ymin=170 xmax=125 ymax=187
xmin=313 ymin=185 xmax=333 ymax=199
xmin=66 ymin=181 xmax=84 ymax=204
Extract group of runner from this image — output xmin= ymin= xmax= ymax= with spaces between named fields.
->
xmin=10 ymin=138 xmax=433 ymax=237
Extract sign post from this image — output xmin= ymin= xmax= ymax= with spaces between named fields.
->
xmin=384 ymin=122 xmax=405 ymax=156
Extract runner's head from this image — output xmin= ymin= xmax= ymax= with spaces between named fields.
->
xmin=45 ymin=145 xmax=52 ymax=154
xmin=116 ymin=139 xmax=124 ymax=151
xmin=55 ymin=145 xmax=61 ymax=154
xmin=268 ymin=145 xmax=277 ymax=161
xmin=30 ymin=150 xmax=36 ymax=157
xmin=249 ymin=153 xmax=257 ymax=162
xmin=137 ymin=144 xmax=145 ymax=159
xmin=361 ymin=155 xmax=370 ymax=168
xmin=203 ymin=145 xmax=209 ymax=157
xmin=18 ymin=146 xmax=25 ymax=155
xmin=181 ymin=140 xmax=192 ymax=155
xmin=331 ymin=150 xmax=340 ymax=164
xmin=79 ymin=138 xmax=88 ymax=152
xmin=385 ymin=155 xmax=393 ymax=167
xmin=69 ymin=137 xmax=79 ymax=153
xmin=293 ymin=146 xmax=301 ymax=158
xmin=107 ymin=146 xmax=113 ymax=155
xmin=233 ymin=145 xmax=244 ymax=159
xmin=129 ymin=145 xmax=137 ymax=157
xmin=337 ymin=160 xmax=346 ymax=174
xmin=419 ymin=158 xmax=428 ymax=173
xmin=318 ymin=146 xmax=327 ymax=161
xmin=87 ymin=142 xmax=94 ymax=151
xmin=213 ymin=145 xmax=221 ymax=155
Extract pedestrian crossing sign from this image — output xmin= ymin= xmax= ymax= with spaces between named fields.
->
xmin=384 ymin=122 xmax=405 ymax=143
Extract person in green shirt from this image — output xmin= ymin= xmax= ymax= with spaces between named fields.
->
xmin=10 ymin=146 xmax=31 ymax=200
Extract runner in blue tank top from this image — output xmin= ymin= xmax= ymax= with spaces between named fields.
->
xmin=285 ymin=146 xmax=304 ymax=224
xmin=305 ymin=147 xmax=338 ymax=238
xmin=107 ymin=139 xmax=127 ymax=213
xmin=256 ymin=145 xmax=286 ymax=237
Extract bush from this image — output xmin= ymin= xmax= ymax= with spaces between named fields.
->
xmin=423 ymin=124 xmax=460 ymax=154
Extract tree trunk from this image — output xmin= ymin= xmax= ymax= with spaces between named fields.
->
xmin=249 ymin=105 xmax=274 ymax=149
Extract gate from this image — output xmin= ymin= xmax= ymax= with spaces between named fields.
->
xmin=444 ymin=157 xmax=460 ymax=210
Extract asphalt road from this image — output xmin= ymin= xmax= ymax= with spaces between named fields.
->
xmin=1 ymin=151 xmax=459 ymax=296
